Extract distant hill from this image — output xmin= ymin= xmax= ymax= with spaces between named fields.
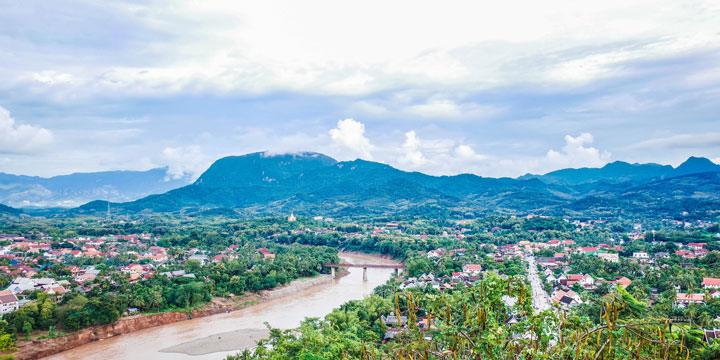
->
xmin=519 ymin=157 xmax=720 ymax=185
xmin=671 ymin=156 xmax=720 ymax=177
xmin=0 ymin=203 xmax=22 ymax=215
xmin=74 ymin=152 xmax=720 ymax=220
xmin=0 ymin=168 xmax=191 ymax=208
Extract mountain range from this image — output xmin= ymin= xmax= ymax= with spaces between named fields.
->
xmin=519 ymin=156 xmax=720 ymax=185
xmin=0 ymin=168 xmax=190 ymax=208
xmin=62 ymin=152 xmax=720 ymax=220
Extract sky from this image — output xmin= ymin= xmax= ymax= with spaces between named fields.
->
xmin=1 ymin=0 xmax=719 ymax=180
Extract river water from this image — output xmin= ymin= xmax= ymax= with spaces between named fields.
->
xmin=46 ymin=252 xmax=397 ymax=360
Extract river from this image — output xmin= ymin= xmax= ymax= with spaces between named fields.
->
xmin=45 ymin=252 xmax=398 ymax=360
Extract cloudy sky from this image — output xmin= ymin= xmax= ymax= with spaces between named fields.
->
xmin=1 ymin=0 xmax=719 ymax=180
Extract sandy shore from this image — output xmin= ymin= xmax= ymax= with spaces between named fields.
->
xmin=159 ymin=328 xmax=271 ymax=355
xmin=156 ymin=273 xmax=348 ymax=356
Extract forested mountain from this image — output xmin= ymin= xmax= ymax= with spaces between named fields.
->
xmin=0 ymin=168 xmax=191 ymax=208
xmin=519 ymin=156 xmax=720 ymax=185
xmin=74 ymin=152 xmax=720 ymax=220
xmin=0 ymin=203 xmax=22 ymax=216
xmin=518 ymin=161 xmax=673 ymax=185
xmin=671 ymin=156 xmax=720 ymax=177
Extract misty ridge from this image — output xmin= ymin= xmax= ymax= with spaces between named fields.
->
xmin=3 ymin=152 xmax=718 ymax=220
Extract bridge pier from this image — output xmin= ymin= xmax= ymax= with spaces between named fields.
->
xmin=322 ymin=264 xmax=405 ymax=282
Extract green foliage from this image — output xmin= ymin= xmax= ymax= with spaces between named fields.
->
xmin=229 ymin=271 xmax=698 ymax=359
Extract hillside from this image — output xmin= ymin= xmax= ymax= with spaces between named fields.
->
xmin=74 ymin=152 xmax=720 ymax=220
xmin=0 ymin=168 xmax=191 ymax=208
xmin=0 ymin=203 xmax=22 ymax=216
xmin=519 ymin=157 xmax=720 ymax=185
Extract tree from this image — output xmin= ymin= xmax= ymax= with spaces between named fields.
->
xmin=84 ymin=298 xmax=119 ymax=325
xmin=184 ymin=259 xmax=202 ymax=274
xmin=22 ymin=321 xmax=32 ymax=339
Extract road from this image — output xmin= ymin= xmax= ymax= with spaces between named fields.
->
xmin=526 ymin=256 xmax=552 ymax=312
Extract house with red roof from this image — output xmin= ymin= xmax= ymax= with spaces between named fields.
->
xmin=675 ymin=293 xmax=705 ymax=307
xmin=614 ymin=277 xmax=632 ymax=289
xmin=687 ymin=243 xmax=706 ymax=250
xmin=74 ymin=273 xmax=97 ymax=283
xmin=703 ymin=278 xmax=720 ymax=290
xmin=462 ymin=264 xmax=482 ymax=275
xmin=567 ymin=274 xmax=594 ymax=286
xmin=121 ymin=264 xmax=146 ymax=274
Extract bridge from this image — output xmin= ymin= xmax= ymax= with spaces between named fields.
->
xmin=324 ymin=263 xmax=406 ymax=281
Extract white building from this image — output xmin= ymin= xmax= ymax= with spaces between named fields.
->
xmin=0 ymin=291 xmax=19 ymax=313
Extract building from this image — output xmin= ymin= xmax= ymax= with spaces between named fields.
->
xmin=6 ymin=278 xmax=35 ymax=294
xmin=702 ymin=278 xmax=720 ymax=290
xmin=567 ymin=274 xmax=595 ymax=286
xmin=159 ymin=270 xmax=196 ymax=279
xmin=0 ymin=291 xmax=19 ymax=314
xmin=552 ymin=290 xmax=582 ymax=308
xmin=188 ymin=254 xmax=209 ymax=265
xmin=462 ymin=264 xmax=482 ymax=276
xmin=675 ymin=293 xmax=705 ymax=307
xmin=632 ymin=251 xmax=649 ymax=260
xmin=614 ymin=277 xmax=632 ymax=289
xmin=598 ymin=253 xmax=619 ymax=262
xmin=381 ymin=312 xmax=408 ymax=326
xmin=703 ymin=329 xmax=720 ymax=345
xmin=288 ymin=212 xmax=297 ymax=222
xmin=687 ymin=243 xmax=706 ymax=251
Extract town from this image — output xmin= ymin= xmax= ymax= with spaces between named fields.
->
xmin=0 ymin=213 xmax=718 ymax=358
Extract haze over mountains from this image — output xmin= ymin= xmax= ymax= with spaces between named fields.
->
xmin=55 ymin=152 xmax=720 ymax=220
xmin=1 ymin=152 xmax=718 ymax=219
xmin=0 ymin=168 xmax=191 ymax=208
xmin=519 ymin=156 xmax=720 ymax=185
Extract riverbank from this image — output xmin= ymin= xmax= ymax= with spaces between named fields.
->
xmin=42 ymin=252 xmax=398 ymax=360
xmin=13 ymin=271 xmax=346 ymax=360
xmin=158 ymin=252 xmax=400 ymax=357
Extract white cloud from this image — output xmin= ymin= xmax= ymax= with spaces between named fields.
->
xmin=0 ymin=106 xmax=54 ymax=154
xmin=162 ymin=146 xmax=211 ymax=180
xmin=544 ymin=133 xmax=611 ymax=169
xmin=32 ymin=71 xmax=75 ymax=86
xmin=626 ymin=132 xmax=720 ymax=151
xmin=403 ymin=99 xmax=504 ymax=120
xmin=4 ymin=1 xmax=719 ymax=101
xmin=394 ymin=130 xmax=491 ymax=173
xmin=329 ymin=118 xmax=375 ymax=159
xmin=455 ymin=144 xmax=488 ymax=161
xmin=397 ymin=131 xmax=428 ymax=167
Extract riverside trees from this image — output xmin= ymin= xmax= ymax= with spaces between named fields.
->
xmin=229 ymin=273 xmax=695 ymax=359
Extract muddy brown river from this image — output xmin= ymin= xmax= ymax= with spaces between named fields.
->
xmin=46 ymin=252 xmax=398 ymax=359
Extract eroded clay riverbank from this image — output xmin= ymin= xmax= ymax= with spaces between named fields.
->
xmin=40 ymin=252 xmax=399 ymax=360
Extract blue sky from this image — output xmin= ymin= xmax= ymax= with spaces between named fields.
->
xmin=0 ymin=0 xmax=719 ymax=179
